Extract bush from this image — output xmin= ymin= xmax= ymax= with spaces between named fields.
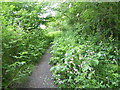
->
xmin=1 ymin=2 xmax=50 ymax=88
xmin=49 ymin=30 xmax=119 ymax=88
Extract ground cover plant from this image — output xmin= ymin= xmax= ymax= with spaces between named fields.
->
xmin=50 ymin=31 xmax=119 ymax=88
xmin=49 ymin=2 xmax=119 ymax=88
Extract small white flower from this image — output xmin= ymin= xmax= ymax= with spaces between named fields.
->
xmin=84 ymin=55 xmax=87 ymax=57
xmin=65 ymin=53 xmax=67 ymax=56
xmin=103 ymin=54 xmax=106 ymax=56
xmin=77 ymin=50 xmax=80 ymax=53
xmin=72 ymin=55 xmax=75 ymax=57
xmin=69 ymin=61 xmax=73 ymax=63
xmin=58 ymin=74 xmax=60 ymax=76
xmin=90 ymin=51 xmax=94 ymax=54
xmin=80 ymin=64 xmax=83 ymax=67
xmin=65 ymin=61 xmax=67 ymax=64
xmin=113 ymin=59 xmax=116 ymax=61
xmin=79 ymin=56 xmax=82 ymax=60
xmin=73 ymin=67 xmax=77 ymax=71
xmin=70 ymin=58 xmax=74 ymax=60
xmin=76 ymin=13 xmax=79 ymax=17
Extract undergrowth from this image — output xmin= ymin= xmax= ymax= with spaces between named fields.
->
xmin=49 ymin=30 xmax=119 ymax=88
xmin=1 ymin=2 xmax=51 ymax=88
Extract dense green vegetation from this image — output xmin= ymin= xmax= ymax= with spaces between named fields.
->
xmin=1 ymin=2 xmax=51 ymax=88
xmin=49 ymin=2 xmax=119 ymax=88
xmin=1 ymin=1 xmax=119 ymax=89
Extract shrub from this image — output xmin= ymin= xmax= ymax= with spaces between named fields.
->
xmin=49 ymin=30 xmax=119 ymax=88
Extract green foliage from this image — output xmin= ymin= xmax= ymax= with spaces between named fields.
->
xmin=1 ymin=1 xmax=119 ymax=89
xmin=47 ymin=31 xmax=62 ymax=40
xmin=1 ymin=2 xmax=50 ymax=88
xmin=49 ymin=31 xmax=119 ymax=88
xmin=56 ymin=2 xmax=119 ymax=39
xmin=48 ymin=2 xmax=119 ymax=88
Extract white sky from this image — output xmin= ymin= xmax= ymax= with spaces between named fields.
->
xmin=38 ymin=3 xmax=59 ymax=18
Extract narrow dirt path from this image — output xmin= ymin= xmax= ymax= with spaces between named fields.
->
xmin=21 ymin=47 xmax=56 ymax=88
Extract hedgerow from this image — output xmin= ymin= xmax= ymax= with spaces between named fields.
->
xmin=49 ymin=2 xmax=119 ymax=88
xmin=49 ymin=30 xmax=119 ymax=88
xmin=1 ymin=2 xmax=51 ymax=88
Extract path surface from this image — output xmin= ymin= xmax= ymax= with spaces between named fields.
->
xmin=20 ymin=47 xmax=56 ymax=88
